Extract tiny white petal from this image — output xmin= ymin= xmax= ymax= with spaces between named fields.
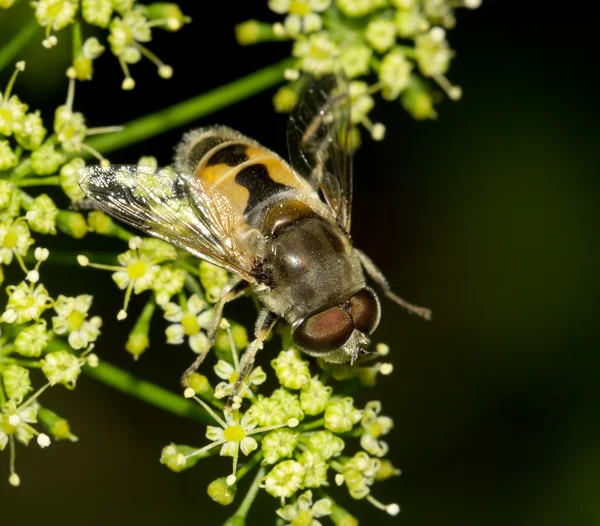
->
xmin=8 ymin=414 xmax=21 ymax=427
xmin=128 ymin=236 xmax=142 ymax=250
xmin=226 ymin=474 xmax=237 ymax=486
xmin=240 ymin=436 xmax=258 ymax=455
xmin=335 ymin=473 xmax=345 ymax=486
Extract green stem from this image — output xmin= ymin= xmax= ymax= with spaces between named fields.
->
xmin=0 ymin=19 xmax=39 ymax=73
xmin=299 ymin=417 xmax=324 ymax=432
xmin=318 ymin=491 xmax=358 ymax=526
xmin=235 ymin=451 xmax=263 ymax=482
xmin=84 ymin=361 xmax=213 ymax=424
xmin=72 ymin=19 xmax=82 ymax=60
xmin=0 ymin=357 xmax=43 ymax=368
xmin=225 ymin=465 xmax=266 ymax=525
xmin=85 ymin=58 xmax=294 ymax=157
xmin=15 ymin=176 xmax=60 ymax=187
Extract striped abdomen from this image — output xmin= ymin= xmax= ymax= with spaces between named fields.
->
xmin=174 ymin=126 xmax=313 ymax=222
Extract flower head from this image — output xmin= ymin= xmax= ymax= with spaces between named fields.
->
xmin=180 ymin=394 xmax=299 ymax=486
xmin=276 ymin=490 xmax=332 ymax=525
xmin=292 ymin=33 xmax=339 ymax=75
xmin=163 ymin=294 xmax=211 ymax=354
xmin=360 ymin=401 xmax=393 ymax=457
xmin=2 ymin=282 xmax=52 ymax=325
xmin=262 ymin=459 xmax=305 ymax=498
xmin=14 ymin=320 xmax=50 ymax=357
xmin=324 ymin=397 xmax=362 ymax=433
xmin=214 ymin=360 xmax=266 ymax=401
xmin=269 ymin=0 xmax=331 ymax=36
xmin=80 ymin=237 xmax=174 ymax=319
xmin=52 ymin=294 xmax=102 ymax=350
xmin=0 ymin=219 xmax=34 ymax=265
xmin=42 ymin=351 xmax=82 ymax=389
xmin=1 ymin=400 xmax=38 ymax=446
xmin=271 ymin=348 xmax=311 ymax=390
xmin=26 ymin=194 xmax=58 ymax=235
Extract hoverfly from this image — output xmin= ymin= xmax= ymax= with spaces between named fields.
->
xmin=78 ymin=73 xmax=431 ymax=404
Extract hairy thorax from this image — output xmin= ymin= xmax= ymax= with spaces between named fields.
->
xmin=257 ymin=213 xmax=365 ymax=323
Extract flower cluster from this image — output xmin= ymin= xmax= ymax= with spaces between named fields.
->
xmin=0 ymin=245 xmax=100 ymax=485
xmin=160 ymin=338 xmax=401 ymax=523
xmin=0 ymin=1 xmax=189 ymax=89
xmin=0 ymin=62 xmax=119 ymax=485
xmin=237 ymin=0 xmax=481 ymax=142
xmin=78 ymin=231 xmax=236 ymax=362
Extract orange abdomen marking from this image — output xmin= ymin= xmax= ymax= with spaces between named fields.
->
xmin=187 ymin=128 xmax=311 ymax=219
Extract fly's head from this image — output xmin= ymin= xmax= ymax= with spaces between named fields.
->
xmin=291 ymin=287 xmax=381 ymax=364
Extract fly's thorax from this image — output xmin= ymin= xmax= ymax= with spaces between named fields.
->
xmin=257 ymin=212 xmax=365 ymax=322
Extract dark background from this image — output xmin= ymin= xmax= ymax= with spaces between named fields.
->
xmin=1 ymin=1 xmax=598 ymax=525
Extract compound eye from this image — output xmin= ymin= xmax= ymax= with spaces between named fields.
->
xmin=293 ymin=306 xmax=354 ymax=354
xmin=348 ymin=288 xmax=381 ymax=334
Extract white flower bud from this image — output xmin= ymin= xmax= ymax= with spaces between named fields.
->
xmin=37 ymin=433 xmax=51 ymax=448
xmin=35 ymin=247 xmax=50 ymax=261
xmin=380 ymin=363 xmax=394 ymax=375
xmin=122 ymin=77 xmax=136 ymax=90
xmin=158 ymin=65 xmax=173 ymax=79
xmin=26 ymin=270 xmax=40 ymax=283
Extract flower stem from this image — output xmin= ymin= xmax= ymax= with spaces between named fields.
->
xmin=15 ymin=176 xmax=60 ymax=187
xmin=224 ymin=465 xmax=266 ymax=525
xmin=84 ymin=360 xmax=213 ymax=424
xmin=0 ymin=19 xmax=39 ymax=73
xmin=85 ymin=58 xmax=294 ymax=156
xmin=319 ymin=491 xmax=359 ymax=526
xmin=235 ymin=451 xmax=263 ymax=482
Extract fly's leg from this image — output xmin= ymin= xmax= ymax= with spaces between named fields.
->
xmin=181 ymin=280 xmax=249 ymax=388
xmin=355 ymin=249 xmax=432 ymax=320
xmin=226 ymin=310 xmax=278 ymax=410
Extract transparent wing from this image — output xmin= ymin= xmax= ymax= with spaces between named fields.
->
xmin=78 ymin=165 xmax=261 ymax=284
xmin=287 ymin=72 xmax=354 ymax=233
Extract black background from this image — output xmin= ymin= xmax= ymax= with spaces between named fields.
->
xmin=0 ymin=1 xmax=598 ymax=525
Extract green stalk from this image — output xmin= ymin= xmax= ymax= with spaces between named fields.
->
xmin=15 ymin=176 xmax=60 ymax=187
xmin=224 ymin=465 xmax=266 ymax=525
xmin=0 ymin=19 xmax=39 ymax=73
xmin=320 ymin=491 xmax=359 ymax=526
xmin=85 ymin=58 xmax=294 ymax=156
xmin=84 ymin=360 xmax=213 ymax=424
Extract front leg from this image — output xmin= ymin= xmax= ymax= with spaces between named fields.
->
xmin=226 ymin=310 xmax=278 ymax=410
xmin=355 ymin=249 xmax=432 ymax=320
xmin=181 ymin=279 xmax=249 ymax=388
